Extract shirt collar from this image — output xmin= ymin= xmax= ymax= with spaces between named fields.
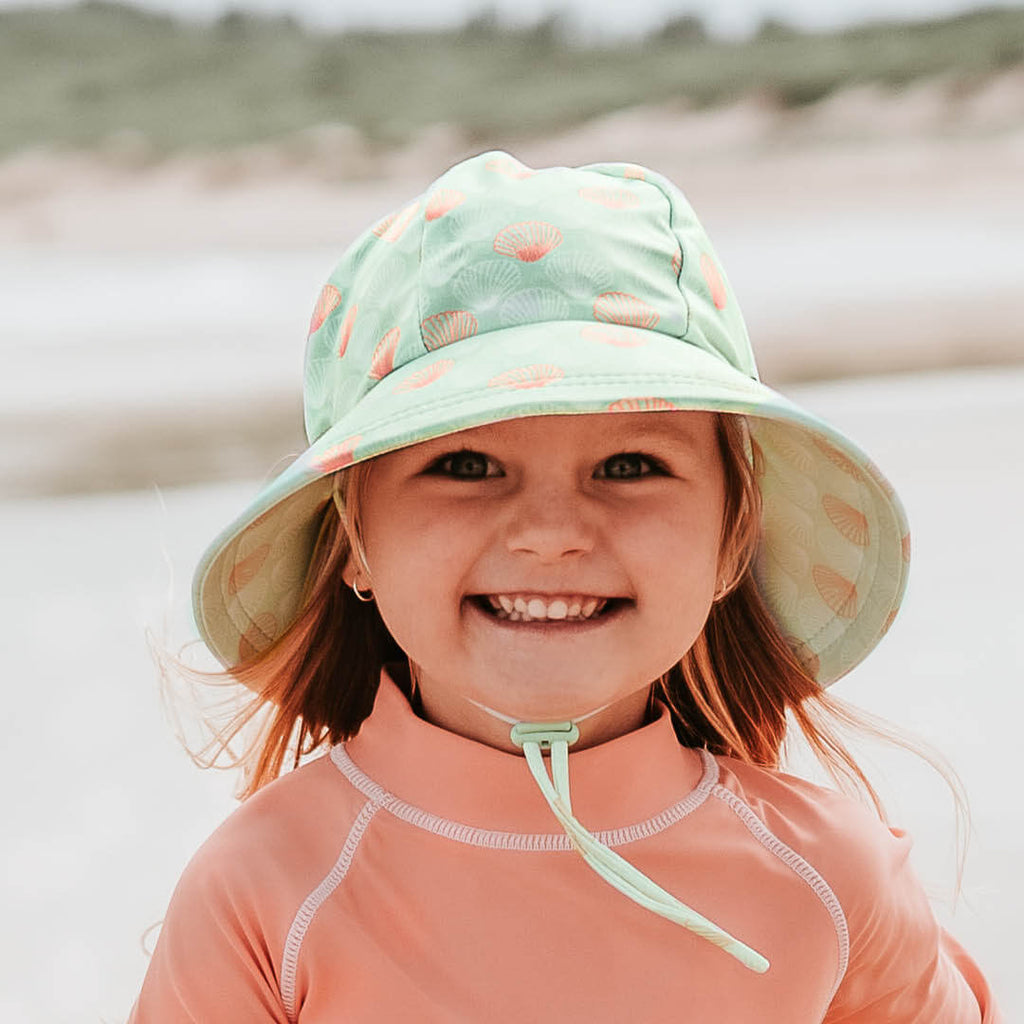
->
xmin=340 ymin=666 xmax=709 ymax=834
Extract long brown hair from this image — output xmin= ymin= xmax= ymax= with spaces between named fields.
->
xmin=160 ymin=414 xmax=967 ymax=860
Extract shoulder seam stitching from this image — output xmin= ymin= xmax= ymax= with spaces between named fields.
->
xmin=711 ymin=783 xmax=850 ymax=1006
xmin=280 ymin=798 xmax=380 ymax=1023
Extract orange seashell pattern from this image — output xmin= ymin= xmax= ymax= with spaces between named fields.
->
xmin=308 ymin=284 xmax=342 ymax=336
xmin=493 ymin=221 xmax=563 ymax=263
xmin=607 ymin=398 xmax=678 ymax=412
xmin=485 ymin=157 xmax=535 ymax=179
xmin=578 ymin=186 xmax=640 ymax=209
xmin=813 ymin=438 xmax=865 ymax=481
xmin=420 ymin=309 xmax=479 ymax=351
xmin=671 ymin=249 xmax=683 ymax=277
xmin=487 ymin=364 xmax=565 ymax=390
xmin=425 ymin=189 xmax=466 ymax=221
xmin=822 ymin=494 xmax=870 ymax=547
xmin=337 ymin=304 xmax=357 ymax=358
xmin=622 ymin=164 xmax=646 ymax=181
xmin=579 ymin=324 xmax=647 ymax=348
xmin=700 ymin=253 xmax=728 ymax=310
xmin=228 ymin=544 xmax=271 ymax=596
xmin=238 ymin=612 xmax=279 ymax=662
xmin=369 ymin=328 xmax=401 ymax=379
xmin=901 ymin=533 xmax=911 ymax=563
xmin=812 ymin=565 xmax=859 ymax=618
xmin=314 ymin=434 xmax=363 ymax=473
xmin=394 ymin=359 xmax=455 ymax=392
xmin=372 ymin=201 xmax=420 ymax=243
xmin=593 ymin=291 xmax=660 ymax=329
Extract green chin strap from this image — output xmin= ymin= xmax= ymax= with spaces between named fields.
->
xmin=509 ymin=721 xmax=770 ymax=975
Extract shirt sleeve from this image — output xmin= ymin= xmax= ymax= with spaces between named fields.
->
xmin=126 ymin=838 xmax=290 ymax=1024
xmin=823 ymin=825 xmax=1001 ymax=1023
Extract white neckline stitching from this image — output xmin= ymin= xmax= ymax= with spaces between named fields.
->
xmin=330 ymin=743 xmax=719 ymax=851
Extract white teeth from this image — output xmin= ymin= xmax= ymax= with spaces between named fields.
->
xmin=479 ymin=594 xmax=613 ymax=622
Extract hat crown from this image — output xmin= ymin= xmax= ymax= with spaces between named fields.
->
xmin=302 ymin=151 xmax=756 ymax=443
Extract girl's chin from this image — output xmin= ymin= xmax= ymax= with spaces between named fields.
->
xmin=464 ymin=679 xmax=649 ymax=728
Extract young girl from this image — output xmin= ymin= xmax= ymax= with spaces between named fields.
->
xmin=130 ymin=151 xmax=1000 ymax=1021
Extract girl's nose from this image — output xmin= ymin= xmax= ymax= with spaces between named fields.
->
xmin=503 ymin=487 xmax=596 ymax=562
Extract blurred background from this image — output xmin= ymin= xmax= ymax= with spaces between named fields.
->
xmin=1 ymin=1 xmax=1022 ymax=1020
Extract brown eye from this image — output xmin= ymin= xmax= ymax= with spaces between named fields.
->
xmin=431 ymin=450 xmax=497 ymax=479
xmin=600 ymin=453 xmax=662 ymax=479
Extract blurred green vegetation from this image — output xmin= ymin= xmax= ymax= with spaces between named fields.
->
xmin=1 ymin=1 xmax=1022 ymax=155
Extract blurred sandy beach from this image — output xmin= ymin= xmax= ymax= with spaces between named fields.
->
xmin=2 ymin=78 xmax=1023 ymax=496
xmin=1 ymin=68 xmax=1022 ymax=1021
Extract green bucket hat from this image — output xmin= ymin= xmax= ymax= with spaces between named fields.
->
xmin=193 ymin=150 xmax=910 ymax=685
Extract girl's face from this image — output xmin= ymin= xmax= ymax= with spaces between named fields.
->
xmin=344 ymin=411 xmax=728 ymax=752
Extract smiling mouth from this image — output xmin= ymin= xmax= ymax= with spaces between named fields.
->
xmin=468 ymin=595 xmax=631 ymax=624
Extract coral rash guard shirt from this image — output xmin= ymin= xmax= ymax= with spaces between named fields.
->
xmin=129 ymin=669 xmax=1000 ymax=1022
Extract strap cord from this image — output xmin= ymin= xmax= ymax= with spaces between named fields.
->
xmin=510 ymin=723 xmax=770 ymax=975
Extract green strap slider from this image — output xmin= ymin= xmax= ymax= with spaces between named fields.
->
xmin=509 ymin=721 xmax=580 ymax=750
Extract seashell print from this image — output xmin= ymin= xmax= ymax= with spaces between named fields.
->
xmin=493 ymin=221 xmax=563 ymax=263
xmin=304 ymin=357 xmax=333 ymax=410
xmin=812 ymin=565 xmax=858 ymax=619
xmin=700 ymin=253 xmax=728 ymax=310
xmin=369 ymin=327 xmax=401 ymax=379
xmin=269 ymin=528 xmax=309 ymax=591
xmin=372 ymin=200 xmax=421 ymax=243
xmin=336 ymin=304 xmax=357 ymax=358
xmin=546 ymin=253 xmax=612 ymax=299
xmin=238 ymin=612 xmax=279 ymax=662
xmin=308 ymin=284 xmax=342 ymax=336
xmin=394 ymin=358 xmax=455 ymax=392
xmin=451 ymin=260 xmax=522 ymax=312
xmin=822 ymin=494 xmax=870 ymax=547
xmin=420 ymin=309 xmax=479 ymax=351
xmin=759 ymin=566 xmax=801 ymax=620
xmin=425 ymin=188 xmax=466 ymax=221
xmin=622 ymin=164 xmax=646 ymax=181
xmin=671 ymin=249 xmax=683 ymax=277
xmin=313 ymin=434 xmax=363 ymax=473
xmin=593 ymin=291 xmax=660 ymax=329
xmin=879 ymin=609 xmax=899 ymax=637
xmin=766 ymin=429 xmax=816 ymax=474
xmin=607 ymin=397 xmax=677 ymax=412
xmin=485 ymin=156 xmax=535 ymax=179
xmin=578 ymin=186 xmax=640 ymax=209
xmin=227 ymin=543 xmax=271 ymax=596
xmin=764 ymin=498 xmax=815 ymax=548
xmin=901 ymin=533 xmax=911 ymax=563
xmin=813 ymin=437 xmax=865 ymax=481
xmin=498 ymin=288 xmax=570 ymax=327
xmin=580 ymin=324 xmax=647 ymax=348
xmin=865 ymin=458 xmax=895 ymax=498
xmin=487 ymin=364 xmax=565 ymax=390
xmin=765 ymin=533 xmax=810 ymax=580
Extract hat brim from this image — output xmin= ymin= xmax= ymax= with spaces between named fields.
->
xmin=194 ymin=321 xmax=909 ymax=685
